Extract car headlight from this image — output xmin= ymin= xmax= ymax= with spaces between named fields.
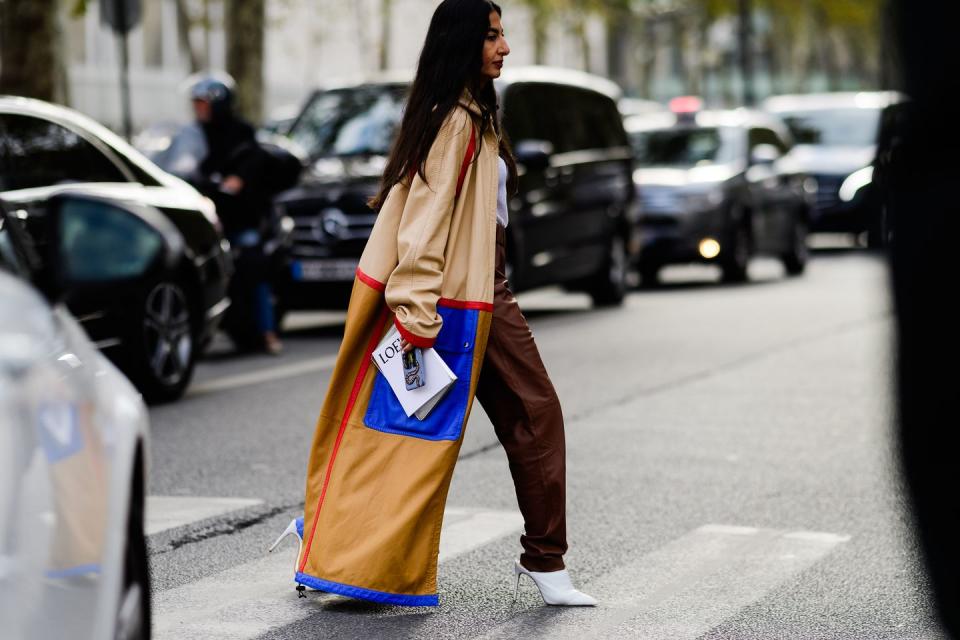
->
xmin=839 ymin=166 xmax=873 ymax=202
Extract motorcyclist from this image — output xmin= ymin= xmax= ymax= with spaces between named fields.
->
xmin=185 ymin=73 xmax=283 ymax=355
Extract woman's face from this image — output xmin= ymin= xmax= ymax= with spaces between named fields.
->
xmin=480 ymin=11 xmax=510 ymax=81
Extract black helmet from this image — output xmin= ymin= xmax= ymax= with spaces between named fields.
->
xmin=186 ymin=72 xmax=236 ymax=118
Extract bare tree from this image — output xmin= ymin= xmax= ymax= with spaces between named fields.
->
xmin=379 ymin=0 xmax=392 ymax=71
xmin=516 ymin=0 xmax=555 ymax=64
xmin=174 ymin=0 xmax=202 ymax=72
xmin=225 ymin=0 xmax=265 ymax=123
xmin=0 ymin=0 xmax=61 ymax=100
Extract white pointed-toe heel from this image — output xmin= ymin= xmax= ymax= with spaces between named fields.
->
xmin=268 ymin=517 xmax=303 ymax=559
xmin=513 ymin=559 xmax=597 ymax=606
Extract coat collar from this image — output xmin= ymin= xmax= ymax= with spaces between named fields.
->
xmin=458 ymin=88 xmax=500 ymax=144
xmin=458 ymin=89 xmax=484 ymax=118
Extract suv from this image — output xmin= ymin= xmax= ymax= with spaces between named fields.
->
xmin=274 ymin=66 xmax=638 ymax=310
xmin=763 ymin=92 xmax=903 ymax=246
xmin=627 ymin=102 xmax=810 ymax=283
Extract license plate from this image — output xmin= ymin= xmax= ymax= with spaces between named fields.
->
xmin=292 ymin=258 xmax=359 ymax=282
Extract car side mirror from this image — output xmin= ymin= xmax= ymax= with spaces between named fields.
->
xmin=41 ymin=193 xmax=183 ymax=302
xmin=750 ymin=143 xmax=781 ymax=166
xmin=514 ymin=139 xmax=554 ymax=172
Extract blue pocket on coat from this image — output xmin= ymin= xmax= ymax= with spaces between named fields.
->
xmin=363 ymin=306 xmax=478 ymax=441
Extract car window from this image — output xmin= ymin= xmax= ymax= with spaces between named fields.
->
xmin=567 ymin=90 xmax=627 ymax=151
xmin=553 ymin=87 xmax=592 ymax=152
xmin=503 ymin=83 xmax=563 ymax=151
xmin=287 ymin=85 xmax=407 ymax=158
xmin=748 ymin=127 xmax=788 ymax=154
xmin=776 ymin=108 xmax=881 ymax=147
xmin=630 ymin=127 xmax=740 ymax=167
xmin=0 ymin=113 xmax=128 ymax=191
xmin=0 ymin=208 xmax=34 ymax=278
xmin=60 ymin=198 xmax=164 ymax=281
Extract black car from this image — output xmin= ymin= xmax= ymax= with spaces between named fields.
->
xmin=273 ymin=66 xmax=638 ymax=310
xmin=763 ymin=92 xmax=902 ymax=247
xmin=0 ymin=96 xmax=232 ymax=402
xmin=626 ymin=103 xmax=811 ymax=284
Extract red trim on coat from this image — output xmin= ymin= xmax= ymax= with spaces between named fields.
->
xmin=393 ymin=316 xmax=436 ymax=348
xmin=355 ymin=267 xmax=386 ymax=292
xmin=406 ymin=126 xmax=476 ymax=197
xmin=299 ymin=306 xmax=391 ymax=573
xmin=455 ymin=128 xmax=476 ymax=197
xmin=438 ymin=297 xmax=494 ymax=312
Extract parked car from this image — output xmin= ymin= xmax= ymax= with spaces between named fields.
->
xmin=274 ymin=66 xmax=639 ymax=310
xmin=870 ymin=100 xmax=909 ymax=247
xmin=626 ymin=99 xmax=811 ymax=283
xmin=762 ymin=91 xmax=902 ymax=247
xmin=618 ymin=97 xmax=667 ymax=119
xmin=0 ymin=194 xmax=153 ymax=640
xmin=0 ymin=96 xmax=232 ymax=402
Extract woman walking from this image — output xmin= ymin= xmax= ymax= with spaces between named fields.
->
xmin=273 ymin=0 xmax=595 ymax=607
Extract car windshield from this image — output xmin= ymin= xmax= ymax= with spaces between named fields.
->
xmin=629 ymin=127 xmax=740 ymax=167
xmin=777 ymin=108 xmax=880 ymax=147
xmin=288 ymin=85 xmax=406 ymax=159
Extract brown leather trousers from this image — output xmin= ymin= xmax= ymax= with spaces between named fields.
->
xmin=475 ymin=224 xmax=567 ymax=572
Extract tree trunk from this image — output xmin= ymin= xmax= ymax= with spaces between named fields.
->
xmin=174 ymin=0 xmax=202 ymax=73
xmin=637 ymin=17 xmax=657 ymax=99
xmin=0 ymin=0 xmax=60 ymax=101
xmin=605 ymin=11 xmax=630 ymax=92
xmin=225 ymin=0 xmax=265 ymax=124
xmin=572 ymin=14 xmax=591 ymax=72
xmin=532 ymin=8 xmax=549 ymax=65
xmin=379 ymin=0 xmax=392 ymax=71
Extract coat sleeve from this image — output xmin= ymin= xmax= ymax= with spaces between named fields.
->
xmin=385 ymin=108 xmax=474 ymax=348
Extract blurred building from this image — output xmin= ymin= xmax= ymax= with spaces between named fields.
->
xmin=59 ymin=0 xmax=610 ymax=131
xmin=54 ymin=0 xmax=884 ymax=132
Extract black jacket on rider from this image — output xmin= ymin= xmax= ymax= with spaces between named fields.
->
xmin=199 ymin=115 xmax=271 ymax=237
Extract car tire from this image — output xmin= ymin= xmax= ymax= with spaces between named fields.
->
xmin=639 ymin=263 xmax=661 ymax=288
xmin=127 ymin=278 xmax=197 ymax=404
xmin=721 ymin=223 xmax=750 ymax=283
xmin=781 ymin=216 xmax=809 ymax=276
xmin=116 ymin=459 xmax=150 ymax=640
xmin=588 ymin=234 xmax=628 ymax=307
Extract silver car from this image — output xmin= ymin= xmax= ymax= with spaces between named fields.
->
xmin=0 ymin=194 xmax=157 ymax=639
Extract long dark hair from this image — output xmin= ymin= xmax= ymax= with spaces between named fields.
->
xmin=369 ymin=0 xmax=518 ymax=210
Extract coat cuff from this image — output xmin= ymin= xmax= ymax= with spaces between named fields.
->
xmin=394 ymin=316 xmax=436 ymax=348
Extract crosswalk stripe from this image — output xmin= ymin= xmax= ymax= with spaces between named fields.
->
xmin=187 ymin=355 xmax=339 ymax=396
xmin=153 ymin=507 xmax=523 ymax=640
xmin=479 ymin=524 xmax=850 ymax=640
xmin=147 ymin=496 xmax=264 ymax=536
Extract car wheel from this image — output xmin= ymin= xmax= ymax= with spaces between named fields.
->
xmin=721 ymin=224 xmax=750 ymax=283
xmin=589 ymin=234 xmax=627 ymax=307
xmin=130 ymin=279 xmax=197 ymax=403
xmin=116 ymin=466 xmax=150 ymax=640
xmin=639 ymin=262 xmax=661 ymax=288
xmin=781 ymin=216 xmax=808 ymax=276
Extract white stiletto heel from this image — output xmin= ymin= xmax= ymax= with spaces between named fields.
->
xmin=269 ymin=517 xmax=308 ymax=597
xmin=268 ymin=518 xmax=301 ymax=552
xmin=513 ymin=559 xmax=597 ymax=606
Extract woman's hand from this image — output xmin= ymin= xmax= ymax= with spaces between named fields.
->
xmin=400 ymin=338 xmax=414 ymax=353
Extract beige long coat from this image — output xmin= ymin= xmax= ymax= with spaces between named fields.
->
xmin=295 ymin=95 xmax=500 ymax=605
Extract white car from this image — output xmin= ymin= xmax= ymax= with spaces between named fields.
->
xmin=0 ymin=194 xmax=160 ymax=639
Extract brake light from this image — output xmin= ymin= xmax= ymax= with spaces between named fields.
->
xmin=669 ymin=96 xmax=703 ymax=115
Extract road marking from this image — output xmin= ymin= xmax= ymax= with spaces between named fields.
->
xmin=480 ymin=524 xmax=850 ymax=640
xmin=146 ymin=496 xmax=264 ymax=536
xmin=187 ymin=355 xmax=338 ymax=396
xmin=153 ymin=507 xmax=523 ymax=640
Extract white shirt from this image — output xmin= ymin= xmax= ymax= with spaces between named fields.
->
xmin=496 ymin=156 xmax=509 ymax=228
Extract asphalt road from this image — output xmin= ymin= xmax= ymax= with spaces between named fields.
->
xmin=146 ymin=249 xmax=945 ymax=640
